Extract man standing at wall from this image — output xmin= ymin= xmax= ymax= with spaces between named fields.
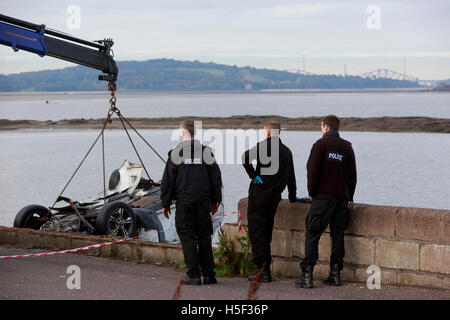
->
xmin=296 ymin=115 xmax=357 ymax=289
xmin=161 ymin=120 xmax=223 ymax=286
xmin=242 ymin=121 xmax=297 ymax=282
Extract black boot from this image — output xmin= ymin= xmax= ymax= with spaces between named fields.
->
xmin=248 ymin=269 xmax=272 ymax=282
xmin=323 ymin=264 xmax=341 ymax=286
xmin=182 ymin=276 xmax=201 ymax=285
xmin=295 ymin=265 xmax=314 ymax=288
xmin=203 ymin=276 xmax=217 ymax=285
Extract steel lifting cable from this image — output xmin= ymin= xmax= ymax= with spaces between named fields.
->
xmin=116 ymin=109 xmax=153 ymax=183
xmin=51 ymin=81 xmax=165 ymax=208
xmin=101 ymin=130 xmax=106 ymax=203
xmin=105 ymin=82 xmax=166 ymax=164
xmin=51 ymin=108 xmax=114 ymax=208
xmin=118 ymin=115 xmax=166 ymax=164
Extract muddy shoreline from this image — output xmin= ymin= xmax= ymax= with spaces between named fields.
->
xmin=0 ymin=116 xmax=449 ymax=133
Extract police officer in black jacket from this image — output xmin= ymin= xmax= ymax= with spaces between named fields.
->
xmin=161 ymin=120 xmax=222 ymax=286
xmin=296 ymin=115 xmax=357 ymax=289
xmin=242 ymin=121 xmax=297 ymax=282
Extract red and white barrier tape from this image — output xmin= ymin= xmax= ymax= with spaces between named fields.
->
xmin=0 ymin=210 xmax=240 ymax=259
xmin=211 ymin=211 xmax=238 ymax=221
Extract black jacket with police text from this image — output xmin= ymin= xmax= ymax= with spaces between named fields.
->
xmin=160 ymin=139 xmax=222 ymax=208
xmin=307 ymin=130 xmax=357 ymax=201
xmin=242 ymin=137 xmax=297 ymax=201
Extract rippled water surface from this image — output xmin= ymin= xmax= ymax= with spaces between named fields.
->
xmin=1 ymin=129 xmax=449 ymax=228
xmin=1 ymin=91 xmax=449 ymax=120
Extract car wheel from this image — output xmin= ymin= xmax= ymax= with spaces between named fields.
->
xmin=96 ymin=201 xmax=137 ymax=237
xmin=14 ymin=204 xmax=51 ymax=229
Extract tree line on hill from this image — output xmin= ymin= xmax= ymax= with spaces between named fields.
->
xmin=0 ymin=58 xmax=421 ymax=92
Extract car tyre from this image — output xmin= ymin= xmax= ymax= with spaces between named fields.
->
xmin=96 ymin=201 xmax=137 ymax=237
xmin=14 ymin=204 xmax=51 ymax=229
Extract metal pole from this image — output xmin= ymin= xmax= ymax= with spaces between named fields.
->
xmin=403 ymin=56 xmax=406 ymax=80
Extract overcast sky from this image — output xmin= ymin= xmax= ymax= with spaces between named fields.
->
xmin=1 ymin=0 xmax=449 ymax=80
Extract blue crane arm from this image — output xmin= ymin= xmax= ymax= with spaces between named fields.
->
xmin=0 ymin=14 xmax=118 ymax=82
xmin=0 ymin=18 xmax=47 ymax=56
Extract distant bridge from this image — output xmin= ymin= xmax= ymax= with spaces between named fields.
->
xmin=285 ymin=69 xmax=315 ymax=75
xmin=286 ymin=67 xmax=441 ymax=87
xmin=359 ymin=68 xmax=418 ymax=82
xmin=286 ymin=68 xmax=419 ymax=81
xmin=417 ymin=79 xmax=441 ymax=87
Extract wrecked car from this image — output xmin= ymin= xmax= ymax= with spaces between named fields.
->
xmin=13 ymin=160 xmax=224 ymax=244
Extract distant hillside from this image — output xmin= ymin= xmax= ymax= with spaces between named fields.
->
xmin=0 ymin=58 xmax=421 ymax=92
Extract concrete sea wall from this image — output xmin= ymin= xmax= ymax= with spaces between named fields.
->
xmin=0 ymin=227 xmax=185 ymax=266
xmin=0 ymin=198 xmax=448 ymax=290
xmin=222 ymin=198 xmax=450 ymax=290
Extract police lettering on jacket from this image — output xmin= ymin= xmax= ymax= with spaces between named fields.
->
xmin=307 ymin=130 xmax=357 ymax=201
xmin=183 ymin=158 xmax=202 ymax=165
xmin=160 ymin=139 xmax=223 ymax=208
xmin=327 ymin=152 xmax=344 ymax=162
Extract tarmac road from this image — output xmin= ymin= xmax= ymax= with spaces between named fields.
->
xmin=0 ymin=246 xmax=449 ymax=300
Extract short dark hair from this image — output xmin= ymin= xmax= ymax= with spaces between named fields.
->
xmin=321 ymin=115 xmax=340 ymax=130
xmin=180 ymin=119 xmax=195 ymax=138
xmin=264 ymin=121 xmax=281 ymax=135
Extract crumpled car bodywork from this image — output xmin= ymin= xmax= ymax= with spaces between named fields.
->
xmin=14 ymin=160 xmax=224 ymax=245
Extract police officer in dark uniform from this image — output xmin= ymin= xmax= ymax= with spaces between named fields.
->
xmin=296 ymin=115 xmax=357 ymax=288
xmin=242 ymin=121 xmax=297 ymax=282
xmin=161 ymin=120 xmax=222 ymax=286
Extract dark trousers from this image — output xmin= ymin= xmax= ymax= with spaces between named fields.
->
xmin=300 ymin=196 xmax=350 ymax=271
xmin=175 ymin=200 xmax=215 ymax=278
xmin=247 ymin=196 xmax=280 ymax=271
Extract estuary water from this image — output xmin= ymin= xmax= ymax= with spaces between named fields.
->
xmin=0 ymin=129 xmax=449 ymax=228
xmin=1 ymin=90 xmax=449 ymax=120
xmin=0 ymin=90 xmax=449 ymax=230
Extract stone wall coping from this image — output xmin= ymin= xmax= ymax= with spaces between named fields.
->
xmin=237 ymin=198 xmax=450 ymax=244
